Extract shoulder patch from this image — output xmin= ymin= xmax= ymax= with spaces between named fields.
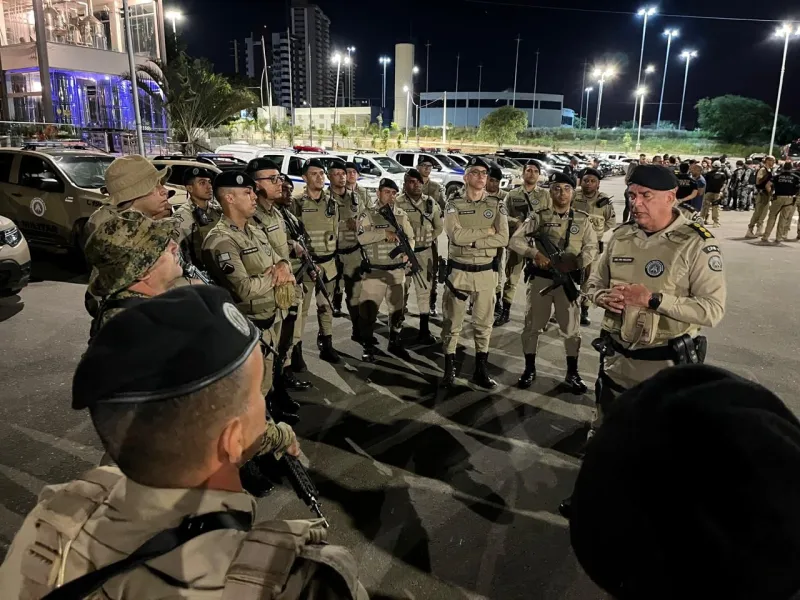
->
xmin=702 ymin=244 xmax=721 ymax=254
xmin=687 ymin=221 xmax=714 ymax=239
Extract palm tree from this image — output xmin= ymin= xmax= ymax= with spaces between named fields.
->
xmin=129 ymin=53 xmax=257 ymax=154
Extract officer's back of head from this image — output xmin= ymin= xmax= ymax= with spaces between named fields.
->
xmin=569 ymin=364 xmax=800 ymax=600
xmin=74 ymin=285 xmax=267 ymax=487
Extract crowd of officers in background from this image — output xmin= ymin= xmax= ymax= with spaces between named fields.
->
xmin=624 ymin=151 xmax=800 ymax=243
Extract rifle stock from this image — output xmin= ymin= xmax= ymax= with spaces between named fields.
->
xmin=278 ymin=205 xmax=333 ymax=310
xmin=378 ymin=204 xmax=427 ymax=290
xmin=530 ymin=234 xmax=581 ymax=303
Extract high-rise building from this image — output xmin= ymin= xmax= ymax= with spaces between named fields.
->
xmin=291 ymin=0 xmax=332 ymax=107
xmin=270 ymin=31 xmax=296 ymax=111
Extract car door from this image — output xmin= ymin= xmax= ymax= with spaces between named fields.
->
xmin=0 ymin=152 xmax=19 ymax=221
xmin=13 ymin=154 xmax=69 ymax=246
xmin=394 ymin=153 xmax=414 ymax=168
xmin=353 ymin=156 xmax=380 ymax=178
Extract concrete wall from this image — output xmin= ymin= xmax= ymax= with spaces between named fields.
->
xmin=392 ymin=43 xmax=414 ymax=129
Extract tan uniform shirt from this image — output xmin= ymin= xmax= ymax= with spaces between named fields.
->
xmin=251 ymin=202 xmax=291 ymax=262
xmin=505 ymin=185 xmax=552 ymax=232
xmin=173 ymin=200 xmax=223 ymax=267
xmin=421 ymin=178 xmax=445 ymax=209
xmin=509 ymin=206 xmax=597 ymax=269
xmin=573 ymin=190 xmax=616 ymax=241
xmin=331 ymin=188 xmax=364 ymax=252
xmin=202 ymin=216 xmax=281 ymax=320
xmin=290 ymin=189 xmax=339 ymax=281
xmin=394 ymin=192 xmax=443 ymax=249
xmin=585 ymin=212 xmax=726 ymax=386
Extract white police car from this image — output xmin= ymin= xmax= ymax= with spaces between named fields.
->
xmin=387 ymin=150 xmax=466 ymax=196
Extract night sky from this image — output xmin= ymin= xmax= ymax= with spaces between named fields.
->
xmin=177 ymin=0 xmax=799 ymax=128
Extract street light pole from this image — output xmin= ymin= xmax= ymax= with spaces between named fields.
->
xmin=304 ymin=101 xmax=313 ymax=146
xmin=635 ymin=88 xmax=646 ymax=151
xmin=769 ymin=24 xmax=799 ymax=156
xmin=531 ymin=48 xmax=539 ymax=129
xmin=454 ymin=53 xmax=460 ymax=127
xmin=379 ymin=56 xmax=391 ymax=115
xmin=412 ymin=65 xmax=420 ymax=141
xmin=477 ymin=64 xmax=483 ymax=128
xmin=584 ymin=87 xmax=593 ymax=129
xmin=592 ymin=66 xmax=616 ymax=151
xmin=122 ymin=0 xmax=145 ymax=154
xmin=512 ymin=34 xmax=521 ymax=107
xmin=657 ymin=29 xmax=678 ymax=129
xmin=261 ymin=35 xmax=275 ymax=147
xmin=165 ymin=9 xmax=182 ymax=47
xmin=678 ymin=50 xmax=697 ymax=131
xmin=403 ymin=85 xmax=410 ymax=140
xmin=633 ymin=7 xmax=656 ymax=126
xmin=332 ymin=53 xmax=343 ymax=147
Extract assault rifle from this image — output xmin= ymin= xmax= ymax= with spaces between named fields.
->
xmin=277 ymin=205 xmax=333 ymax=310
xmin=527 ymin=234 xmax=581 ymax=303
xmin=378 ymin=203 xmax=426 ymax=290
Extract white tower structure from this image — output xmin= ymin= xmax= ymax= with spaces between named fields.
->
xmin=393 ymin=43 xmax=415 ymax=128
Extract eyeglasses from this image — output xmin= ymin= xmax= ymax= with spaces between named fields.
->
xmin=255 ymin=175 xmax=285 ymax=184
xmin=550 ymin=184 xmax=573 ymax=193
xmin=469 ymin=169 xmax=488 ymax=178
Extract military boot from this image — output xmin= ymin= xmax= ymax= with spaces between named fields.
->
xmin=417 ymin=314 xmax=437 ymax=345
xmin=291 ymin=342 xmax=307 ymax=373
xmin=472 ymin=352 xmax=497 ymax=389
xmin=441 ymin=353 xmax=456 ymax=387
xmin=745 ymin=227 xmax=757 ymax=239
xmin=517 ymin=353 xmax=536 ymax=389
xmin=361 ymin=343 xmax=377 ymax=363
xmin=493 ymin=291 xmax=502 ymax=316
xmin=282 ymin=367 xmax=311 ymax=391
xmin=388 ymin=330 xmax=408 ymax=358
xmin=565 ymin=356 xmax=588 ymax=394
xmin=493 ymin=301 xmax=511 ymax=327
xmin=429 ymin=286 xmax=439 ymax=316
xmin=266 ymin=389 xmax=299 ymax=426
xmin=318 ymin=335 xmax=340 ymax=363
xmin=332 ymin=288 xmax=344 ymax=318
xmin=580 ymin=305 xmax=591 ymax=326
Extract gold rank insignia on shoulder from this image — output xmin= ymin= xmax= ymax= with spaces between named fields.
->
xmin=687 ymin=221 xmax=714 ymax=239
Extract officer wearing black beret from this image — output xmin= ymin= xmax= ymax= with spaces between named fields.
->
xmin=291 ymin=155 xmax=341 ymax=363
xmin=173 ymin=165 xmax=224 ymax=271
xmin=585 ymin=161 xmax=726 ymax=436
xmin=509 ymin=165 xmax=597 ymax=393
xmin=416 ymin=156 xmax=445 ymax=316
xmin=574 ymin=165 xmax=617 ymax=326
xmin=246 ymin=157 xmax=281 ymax=174
xmin=0 ymin=285 xmax=373 ymax=598
xmin=440 ymin=152 xmax=509 ymax=388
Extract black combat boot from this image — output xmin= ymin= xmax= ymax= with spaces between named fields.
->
xmin=417 ymin=314 xmax=437 ymax=345
xmin=493 ymin=291 xmax=502 ymax=316
xmin=472 ymin=352 xmax=497 ymax=389
xmin=318 ymin=335 xmax=340 ymax=363
xmin=493 ymin=301 xmax=511 ymax=327
xmin=580 ymin=305 xmax=591 ymax=326
xmin=430 ymin=286 xmax=439 ymax=317
xmin=565 ymin=356 xmax=588 ymax=394
xmin=266 ymin=389 xmax=299 ymax=426
xmin=282 ymin=367 xmax=311 ymax=391
xmin=361 ymin=344 xmax=377 ymax=363
xmin=441 ymin=353 xmax=456 ymax=387
xmin=291 ymin=342 xmax=307 ymax=373
xmin=388 ymin=329 xmax=409 ymax=358
xmin=332 ymin=288 xmax=344 ymax=318
xmin=517 ymin=353 xmax=536 ymax=389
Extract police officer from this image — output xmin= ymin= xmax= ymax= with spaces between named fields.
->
xmin=345 ymin=161 xmax=370 ymax=208
xmin=700 ymin=160 xmax=728 ymax=227
xmin=746 ymin=155 xmax=776 ymax=238
xmin=573 ymin=167 xmax=616 ymax=326
xmin=487 ymin=163 xmax=508 ymax=313
xmin=356 ymin=178 xmax=415 ymax=362
xmin=291 ymin=159 xmax=340 ymax=363
xmin=509 ymin=171 xmax=597 ymax=393
xmin=0 ymin=285 xmax=367 ymax=599
xmin=329 ymin=158 xmax=365 ymax=337
xmin=760 ymin=161 xmax=800 ymax=244
xmin=202 ymin=171 xmax=298 ymax=422
xmin=246 ymin=158 xmax=311 ymax=393
xmin=585 ymin=164 xmax=726 ymax=433
xmin=395 ymin=168 xmax=443 ymax=345
xmin=496 ymin=159 xmax=551 ymax=326
xmin=725 ymin=160 xmax=746 ymax=210
xmin=418 ymin=156 xmax=445 ymax=316
xmin=675 ymin=162 xmax=701 ymax=223
xmin=441 ymin=156 xmax=509 ymax=388
xmin=173 ymin=166 xmax=222 ymax=270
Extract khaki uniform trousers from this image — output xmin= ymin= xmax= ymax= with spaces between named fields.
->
xmin=301 ymin=263 xmax=337 ymax=337
xmin=749 ymin=191 xmax=772 ymax=231
xmin=337 ymin=248 xmax=363 ymax=310
xmin=258 ymin=325 xmax=278 ymax=396
xmin=501 ymin=250 xmax=525 ymax=304
xmin=700 ymin=192 xmax=722 ymax=225
xmin=403 ymin=247 xmax=435 ymax=317
xmin=441 ymin=273 xmax=498 ymax=354
xmin=278 ymin=283 xmax=304 ymax=368
xmin=522 ymin=276 xmax=581 ymax=357
xmin=495 ymin=248 xmax=506 ymax=294
xmin=762 ymin=196 xmax=796 ymax=241
xmin=360 ymin=271 xmax=405 ymax=332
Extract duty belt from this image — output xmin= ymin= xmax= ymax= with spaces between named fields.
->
xmin=369 ymin=263 xmax=406 ymax=271
xmin=449 ymin=260 xmax=495 ymax=273
xmin=609 ymin=337 xmax=694 ymax=361
xmin=414 ymin=245 xmax=431 ymax=252
xmin=312 ymin=251 xmax=335 ymax=264
xmin=250 ymin=315 xmax=276 ymax=331
xmin=337 ymin=244 xmax=361 ymax=255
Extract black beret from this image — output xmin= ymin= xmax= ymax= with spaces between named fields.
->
xmin=183 ymin=166 xmax=216 ymax=185
xmin=548 ymin=171 xmax=576 ymax=188
xmin=580 ymin=168 xmax=603 ymax=181
xmin=72 ymin=286 xmax=260 ymax=409
xmin=283 ymin=177 xmax=294 ymax=189
xmin=327 ymin=158 xmax=347 ymax=172
xmin=213 ymin=170 xmax=255 ymax=191
xmin=523 ymin=159 xmax=542 ymax=171
xmin=570 ymin=364 xmax=800 ymax=600
xmin=245 ymin=157 xmax=280 ymax=174
xmin=405 ymin=168 xmax=424 ymax=183
xmin=379 ymin=178 xmax=399 ymax=191
xmin=466 ymin=156 xmax=491 ymax=170
xmin=418 ymin=156 xmax=435 ymax=166
xmin=488 ymin=163 xmax=503 ymax=181
xmin=628 ymin=164 xmax=679 ymax=191
xmin=344 ymin=161 xmax=359 ymax=172
xmin=301 ymin=158 xmax=326 ymax=174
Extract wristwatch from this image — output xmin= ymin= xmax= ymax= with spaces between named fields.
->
xmin=648 ymin=293 xmax=663 ymax=310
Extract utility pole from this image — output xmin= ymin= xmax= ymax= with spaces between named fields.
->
xmin=307 ymin=43 xmax=313 ymax=146
xmin=122 ymin=0 xmax=144 ymax=153
xmin=454 ymin=53 xmax=460 ymax=127
xmin=512 ymin=34 xmax=521 ymax=107
xmin=531 ymin=49 xmax=539 ymax=129
xmin=579 ymin=59 xmax=587 ymax=127
xmin=232 ymin=39 xmax=239 ymax=75
xmin=477 ymin=64 xmax=483 ymax=128
xmin=261 ymin=35 xmax=274 ymax=146
xmin=442 ymin=90 xmax=447 ymax=144
xmin=425 ymin=41 xmax=431 ymax=95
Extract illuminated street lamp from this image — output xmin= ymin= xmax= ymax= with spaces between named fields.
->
xmin=379 ymin=56 xmax=391 ymax=111
xmin=584 ymin=86 xmax=593 ymax=129
xmin=593 ymin=66 xmax=616 ymax=150
xmin=403 ymin=85 xmax=410 ymax=140
xmin=165 ymin=9 xmax=183 ymax=44
xmin=678 ymin=50 xmax=697 ymax=130
xmin=768 ymin=24 xmax=800 ymax=156
xmin=412 ymin=66 xmax=420 ymax=141
xmin=657 ymin=29 xmax=679 ymax=129
xmin=635 ymin=87 xmax=647 ymax=151
xmin=331 ymin=52 xmax=350 ymax=147
xmin=633 ymin=6 xmax=657 ymax=125
xmin=346 ymin=46 xmax=355 ymax=106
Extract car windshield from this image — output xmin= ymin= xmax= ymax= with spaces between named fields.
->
xmin=433 ymin=154 xmax=461 ymax=169
xmin=373 ymin=156 xmax=406 ymax=174
xmin=447 ymin=155 xmax=469 ymax=166
xmin=501 ymin=157 xmax=523 ymax=168
xmin=51 ymin=154 xmax=115 ymax=188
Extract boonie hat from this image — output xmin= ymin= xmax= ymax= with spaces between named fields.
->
xmin=104 ymin=155 xmax=171 ymax=207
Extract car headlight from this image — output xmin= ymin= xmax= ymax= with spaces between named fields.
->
xmin=1 ymin=226 xmax=22 ymax=247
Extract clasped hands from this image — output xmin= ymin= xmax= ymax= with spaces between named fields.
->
xmin=598 ymin=283 xmax=653 ymax=314
xmin=264 ymin=261 xmax=296 ymax=285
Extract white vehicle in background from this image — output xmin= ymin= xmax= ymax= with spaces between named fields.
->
xmin=318 ymin=153 xmax=404 ymax=199
xmin=387 ymin=150 xmax=466 ymax=196
xmin=214 ymin=144 xmax=327 ymax=194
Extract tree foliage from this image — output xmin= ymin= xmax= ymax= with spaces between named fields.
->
xmin=130 ymin=53 xmax=257 ymax=152
xmin=479 ymin=106 xmax=528 ymax=145
xmin=696 ymin=95 xmax=774 ymax=143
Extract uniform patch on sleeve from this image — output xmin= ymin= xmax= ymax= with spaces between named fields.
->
xmin=446 ymin=204 xmax=457 ymax=214
xmin=483 ymin=209 xmax=494 ymax=219
xmin=702 ymin=244 xmax=720 ymax=254
xmin=569 ymin=225 xmax=580 ymax=234
xmin=499 ymin=203 xmax=508 ymax=215
xmin=708 ymin=255 xmax=723 ymax=271
xmin=219 ymin=252 xmax=231 ymax=261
